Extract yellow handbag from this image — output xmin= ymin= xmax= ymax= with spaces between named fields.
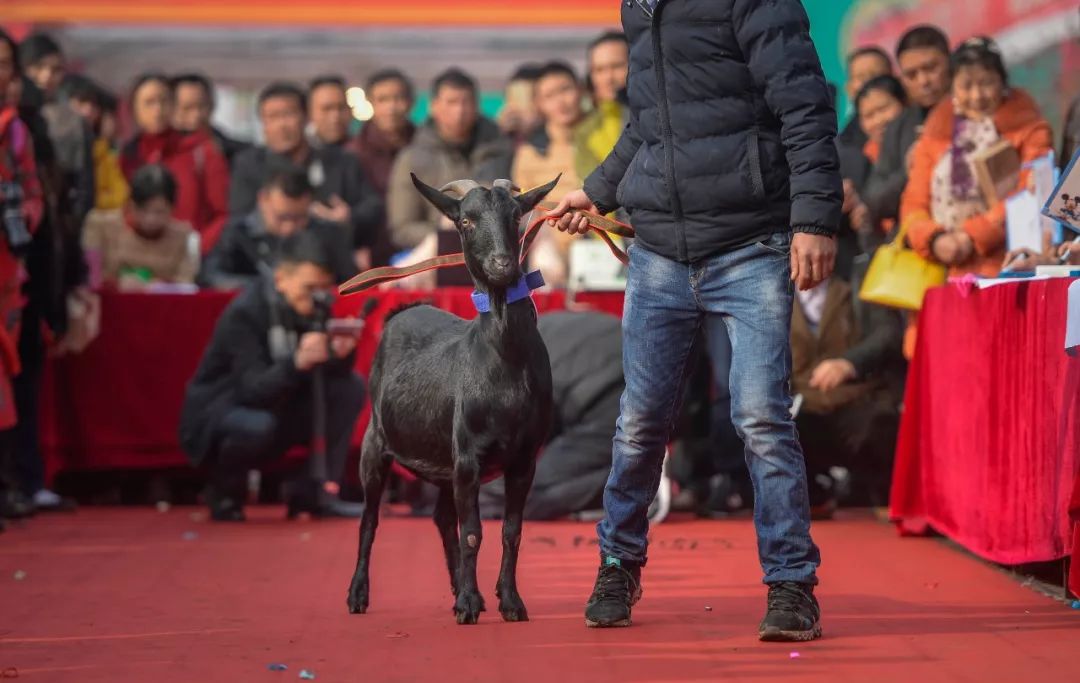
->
xmin=859 ymin=222 xmax=947 ymax=311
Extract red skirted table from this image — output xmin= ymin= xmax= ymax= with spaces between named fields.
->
xmin=41 ymin=288 xmax=625 ymax=482
xmin=890 ymin=278 xmax=1080 ymax=572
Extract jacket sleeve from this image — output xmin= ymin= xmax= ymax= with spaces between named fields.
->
xmin=174 ymin=226 xmax=200 ymax=284
xmin=14 ymin=120 xmax=44 ymax=234
xmin=386 ymin=148 xmax=434 ymax=250
xmin=960 ymin=121 xmax=1054 ymax=257
xmin=843 ymin=291 xmax=903 ymax=378
xmin=199 ymin=140 xmax=231 ymax=255
xmin=899 ymin=133 xmax=944 ymax=260
xmin=340 ymin=155 xmax=384 ymax=249
xmin=228 ymin=307 xmax=305 ymax=409
xmin=70 ymin=120 xmax=96 ymax=227
xmin=733 ymin=0 xmax=843 ymax=236
xmin=582 ymin=117 xmax=642 ymax=216
xmin=228 ymin=150 xmax=260 ymax=219
xmin=198 ymin=224 xmax=255 ymax=290
xmin=862 ymin=116 xmax=909 ymax=224
xmin=96 ymin=148 xmax=130 ymax=210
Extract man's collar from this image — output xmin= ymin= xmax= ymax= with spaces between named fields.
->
xmin=471 ymin=271 xmax=545 ymax=314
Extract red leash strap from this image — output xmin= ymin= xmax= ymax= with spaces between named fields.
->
xmin=339 ymin=210 xmax=634 ymax=296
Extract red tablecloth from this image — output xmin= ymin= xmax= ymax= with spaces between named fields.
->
xmin=41 ymin=288 xmax=625 ymax=481
xmin=890 ymin=279 xmax=1080 ymax=566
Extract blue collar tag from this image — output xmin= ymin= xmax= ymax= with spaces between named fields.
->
xmin=471 ymin=270 xmax=545 ymax=314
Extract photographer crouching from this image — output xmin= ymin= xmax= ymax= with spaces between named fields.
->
xmin=179 ymin=230 xmax=367 ymax=521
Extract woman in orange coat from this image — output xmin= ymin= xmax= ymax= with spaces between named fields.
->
xmin=899 ymin=37 xmax=1053 ymax=356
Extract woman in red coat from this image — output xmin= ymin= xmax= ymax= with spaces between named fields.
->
xmin=120 ymin=73 xmax=228 ymax=255
xmin=0 ymin=31 xmax=44 ymax=431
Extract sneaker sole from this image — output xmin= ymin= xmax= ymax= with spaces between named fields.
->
xmin=758 ymin=622 xmax=822 ymax=642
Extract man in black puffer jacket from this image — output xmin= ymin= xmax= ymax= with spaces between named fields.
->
xmin=547 ymin=0 xmax=842 ymax=641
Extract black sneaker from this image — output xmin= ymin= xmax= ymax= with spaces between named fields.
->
xmin=584 ymin=556 xmax=642 ymax=628
xmin=206 ymin=482 xmax=246 ymax=522
xmin=758 ymin=581 xmax=822 ymax=642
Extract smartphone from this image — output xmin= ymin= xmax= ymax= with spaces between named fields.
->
xmin=327 ymin=318 xmax=365 ymax=337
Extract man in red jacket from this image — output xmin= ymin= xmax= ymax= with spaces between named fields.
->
xmin=349 ymin=69 xmax=415 ymax=267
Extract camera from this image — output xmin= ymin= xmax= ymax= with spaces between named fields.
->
xmin=0 ymin=180 xmax=31 ymax=256
xmin=310 ymin=289 xmax=335 ymax=334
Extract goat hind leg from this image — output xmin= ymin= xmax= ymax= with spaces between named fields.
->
xmin=346 ymin=427 xmax=391 ymax=615
xmin=434 ymin=485 xmax=478 ymax=608
xmin=495 ymin=461 xmax=535 ymax=622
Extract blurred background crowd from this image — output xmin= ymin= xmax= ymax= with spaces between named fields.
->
xmin=0 ymin=1 xmax=1079 ymax=525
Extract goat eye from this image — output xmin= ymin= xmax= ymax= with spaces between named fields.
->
xmin=460 ymin=218 xmax=471 ymax=228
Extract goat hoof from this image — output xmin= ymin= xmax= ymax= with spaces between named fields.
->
xmin=499 ymin=595 xmax=529 ymax=622
xmin=454 ymin=592 xmax=484 ymax=625
xmin=346 ymin=583 xmax=369 ymax=615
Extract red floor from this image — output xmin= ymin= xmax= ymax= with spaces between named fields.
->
xmin=1 ymin=508 xmax=1077 ymax=682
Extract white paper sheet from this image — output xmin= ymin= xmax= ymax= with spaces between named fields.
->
xmin=1067 ymin=279 xmax=1080 ymax=355
xmin=1006 ymin=190 xmax=1043 ymax=252
xmin=975 ymin=275 xmax=1051 ymax=289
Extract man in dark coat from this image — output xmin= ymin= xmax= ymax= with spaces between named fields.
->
xmin=201 ymin=165 xmax=356 ymax=289
xmin=480 ymin=311 xmax=623 ymax=519
xmin=350 ymin=70 xmax=416 ymax=268
xmin=836 ymin=46 xmax=892 ymax=191
xmin=861 ymin=25 xmax=951 ymax=229
xmin=229 ymin=82 xmax=383 ymax=266
xmin=790 ymin=255 xmax=905 ymax=512
xmin=180 ymin=230 xmax=366 ymax=521
xmin=547 ymin=0 xmax=842 ymax=640
xmin=386 ymin=69 xmax=513 ymax=252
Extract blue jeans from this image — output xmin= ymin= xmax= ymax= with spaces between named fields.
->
xmin=597 ymin=234 xmax=820 ymax=585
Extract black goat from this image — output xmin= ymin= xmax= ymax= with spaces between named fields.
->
xmin=346 ymin=174 xmax=559 ymax=624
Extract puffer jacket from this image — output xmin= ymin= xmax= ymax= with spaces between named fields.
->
xmin=583 ymin=0 xmax=842 ymax=262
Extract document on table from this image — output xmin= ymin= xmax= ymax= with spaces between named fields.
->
xmin=1006 ymin=190 xmax=1043 ymax=253
xmin=1067 ymin=279 xmax=1080 ymax=356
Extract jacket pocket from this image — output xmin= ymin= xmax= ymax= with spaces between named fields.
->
xmin=746 ymin=128 xmax=766 ymax=201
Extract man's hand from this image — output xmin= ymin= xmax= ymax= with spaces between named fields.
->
xmin=1059 ymin=239 xmax=1080 ymax=265
xmin=809 ymin=358 xmax=856 ymax=392
xmin=294 ymin=332 xmax=330 ymax=371
xmin=544 ymin=189 xmax=598 ymax=235
xmin=850 ymin=201 xmax=871 ymax=234
xmin=354 ymin=248 xmax=372 ymax=272
xmin=790 ymin=233 xmax=836 ymax=291
xmin=331 ymin=334 xmax=357 ymax=359
xmin=842 ymin=179 xmax=858 ymax=215
xmin=1002 ymin=247 xmax=1050 ymax=271
xmin=932 ymin=232 xmax=974 ymax=266
xmin=311 ymin=195 xmax=351 ymax=225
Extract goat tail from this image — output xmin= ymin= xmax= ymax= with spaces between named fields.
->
xmin=384 ymin=300 xmax=433 ymax=323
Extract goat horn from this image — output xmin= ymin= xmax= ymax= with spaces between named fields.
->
xmin=492 ymin=179 xmax=520 ymax=193
xmin=439 ymin=179 xmax=483 ymax=197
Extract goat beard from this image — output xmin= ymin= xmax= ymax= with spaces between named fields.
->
xmin=488 ymin=288 xmax=509 ymax=318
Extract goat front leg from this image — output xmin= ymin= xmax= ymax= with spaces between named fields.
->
xmin=452 ymin=460 xmax=484 ymax=625
xmin=433 ymin=485 xmax=464 ymax=604
xmin=346 ymin=427 xmax=391 ymax=615
xmin=495 ymin=460 xmax=535 ymax=622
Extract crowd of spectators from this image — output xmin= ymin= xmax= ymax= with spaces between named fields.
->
xmin=0 ymin=22 xmax=1078 ymax=526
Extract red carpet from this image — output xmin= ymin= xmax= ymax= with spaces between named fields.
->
xmin=1 ymin=509 xmax=1077 ymax=682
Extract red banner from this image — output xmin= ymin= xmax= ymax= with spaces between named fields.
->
xmin=3 ymin=0 xmax=620 ymax=26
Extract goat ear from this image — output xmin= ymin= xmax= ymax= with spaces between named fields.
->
xmin=411 ymin=173 xmax=461 ymax=223
xmin=515 ymin=174 xmax=561 ymax=213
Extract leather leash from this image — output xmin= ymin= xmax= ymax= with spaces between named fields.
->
xmin=339 ymin=206 xmax=634 ymax=296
